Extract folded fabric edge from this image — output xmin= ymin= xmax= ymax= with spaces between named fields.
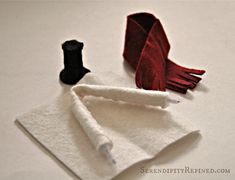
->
xmin=14 ymin=119 xmax=82 ymax=180
xmin=112 ymin=130 xmax=200 ymax=179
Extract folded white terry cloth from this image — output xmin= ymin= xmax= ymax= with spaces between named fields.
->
xmin=16 ymin=72 xmax=199 ymax=180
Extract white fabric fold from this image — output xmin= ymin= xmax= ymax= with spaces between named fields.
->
xmin=16 ymin=72 xmax=199 ymax=180
xmin=72 ymin=84 xmax=169 ymax=108
xmin=70 ymin=84 xmax=169 ymax=162
xmin=71 ymin=85 xmax=113 ymax=153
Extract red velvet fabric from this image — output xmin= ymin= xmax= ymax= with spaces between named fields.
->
xmin=123 ymin=12 xmax=205 ymax=93
xmin=135 ymin=22 xmax=166 ymax=91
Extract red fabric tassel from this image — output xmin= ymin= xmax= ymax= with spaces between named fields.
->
xmin=123 ymin=12 xmax=206 ymax=93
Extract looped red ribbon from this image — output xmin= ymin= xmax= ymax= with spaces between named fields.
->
xmin=123 ymin=12 xmax=205 ymax=94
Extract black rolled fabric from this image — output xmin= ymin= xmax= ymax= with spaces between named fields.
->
xmin=59 ymin=40 xmax=90 ymax=85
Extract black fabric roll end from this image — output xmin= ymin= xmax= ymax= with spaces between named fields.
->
xmin=59 ymin=67 xmax=90 ymax=85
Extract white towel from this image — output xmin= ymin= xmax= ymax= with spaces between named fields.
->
xmin=16 ymin=72 xmax=199 ymax=180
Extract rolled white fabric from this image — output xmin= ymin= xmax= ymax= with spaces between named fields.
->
xmin=70 ymin=83 xmax=169 ymax=163
xmin=72 ymin=84 xmax=169 ymax=108
xmin=71 ymin=90 xmax=113 ymax=151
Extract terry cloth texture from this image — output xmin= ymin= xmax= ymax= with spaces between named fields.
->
xmin=16 ymin=72 xmax=199 ymax=180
